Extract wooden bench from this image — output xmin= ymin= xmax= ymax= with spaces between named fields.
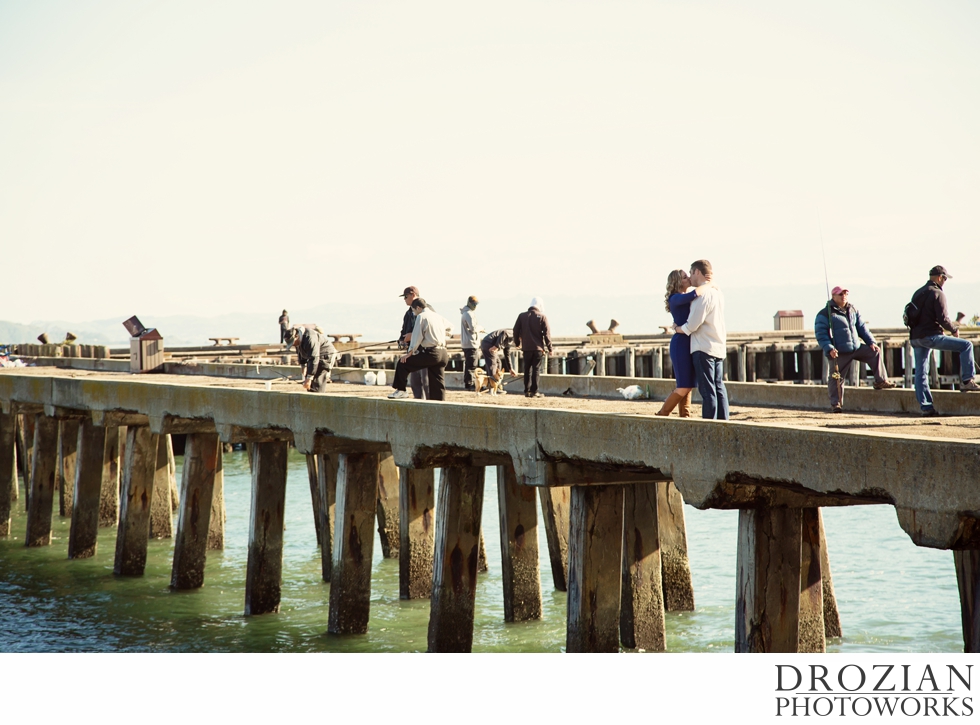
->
xmin=328 ymin=333 xmax=362 ymax=343
xmin=209 ymin=337 xmax=240 ymax=346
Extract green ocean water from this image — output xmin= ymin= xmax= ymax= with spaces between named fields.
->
xmin=0 ymin=449 xmax=964 ymax=652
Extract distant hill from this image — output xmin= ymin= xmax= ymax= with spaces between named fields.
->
xmin=3 ymin=284 xmax=979 ymax=348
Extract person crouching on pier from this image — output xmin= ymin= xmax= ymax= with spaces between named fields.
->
xmin=286 ymin=326 xmax=337 ymax=393
xmin=814 ymin=286 xmax=895 ymax=413
xmin=657 ymin=269 xmax=708 ymax=417
xmin=480 ymin=328 xmax=520 ymax=386
xmin=389 ymin=298 xmax=451 ymax=401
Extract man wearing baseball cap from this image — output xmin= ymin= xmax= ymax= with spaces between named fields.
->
xmin=814 ymin=285 xmax=895 ymax=413
xmin=398 ymin=286 xmax=429 ymax=399
xmin=908 ymin=266 xmax=980 ymax=416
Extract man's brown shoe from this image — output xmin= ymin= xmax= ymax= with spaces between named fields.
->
xmin=961 ymin=379 xmax=980 ymax=392
xmin=873 ymin=380 xmax=897 ymax=390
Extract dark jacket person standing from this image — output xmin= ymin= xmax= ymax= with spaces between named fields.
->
xmin=908 ymin=265 xmax=980 ymax=416
xmin=814 ymin=285 xmax=894 ymax=413
xmin=279 ymin=310 xmax=290 ymax=344
xmin=399 ymin=286 xmax=430 ymax=399
xmin=513 ymin=297 xmax=552 ymax=397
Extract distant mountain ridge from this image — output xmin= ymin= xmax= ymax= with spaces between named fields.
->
xmin=3 ymin=284 xmax=978 ymax=348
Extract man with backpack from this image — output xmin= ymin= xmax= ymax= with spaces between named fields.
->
xmin=907 ymin=265 xmax=980 ymax=417
xmin=814 ymin=286 xmax=895 ymax=413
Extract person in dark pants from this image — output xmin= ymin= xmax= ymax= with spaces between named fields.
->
xmin=389 ymin=298 xmax=452 ymax=400
xmin=513 ymin=297 xmax=552 ymax=398
xmin=279 ymin=310 xmax=290 ymax=345
xmin=399 ymin=286 xmax=430 ymax=399
xmin=673 ymin=260 xmax=728 ymax=420
xmin=460 ymin=295 xmax=483 ymax=391
xmin=285 ymin=326 xmax=337 ymax=393
xmin=480 ymin=328 xmax=517 ymax=381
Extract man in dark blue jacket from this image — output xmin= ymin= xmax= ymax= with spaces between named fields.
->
xmin=814 ymin=286 xmax=894 ymax=412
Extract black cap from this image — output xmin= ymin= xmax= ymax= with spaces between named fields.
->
xmin=400 ymin=286 xmax=419 ymax=298
xmin=929 ymin=265 xmax=952 ymax=278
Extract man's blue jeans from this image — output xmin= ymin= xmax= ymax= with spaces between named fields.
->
xmin=692 ymin=351 xmax=729 ymax=420
xmin=910 ymin=335 xmax=976 ymax=410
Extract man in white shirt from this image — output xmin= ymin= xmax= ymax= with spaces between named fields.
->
xmin=674 ymin=259 xmax=729 ymax=420
xmin=389 ymin=298 xmax=453 ymax=400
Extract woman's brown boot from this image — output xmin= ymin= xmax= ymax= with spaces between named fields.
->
xmin=656 ymin=391 xmax=684 ymax=416
xmin=677 ymin=390 xmax=693 ymax=418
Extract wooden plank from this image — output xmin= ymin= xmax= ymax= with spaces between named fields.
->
xmin=567 ymin=484 xmax=624 ymax=653
xmin=171 ymin=433 xmax=221 ymax=589
xmin=620 ymin=482 xmax=665 ymax=651
xmin=497 ymin=461 xmax=542 ymax=622
xmin=428 ymin=464 xmax=485 ymax=652
xmin=68 ymin=421 xmax=106 ymax=559
xmin=244 ymin=440 xmax=289 ymax=615
xmin=398 ymin=467 xmax=434 ymax=600
xmin=113 ymin=427 xmax=159 ymax=575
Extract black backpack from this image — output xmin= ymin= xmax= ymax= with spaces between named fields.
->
xmin=904 ymin=289 xmax=926 ymax=329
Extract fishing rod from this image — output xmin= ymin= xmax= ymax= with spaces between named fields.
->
xmin=818 ymin=213 xmax=842 ymax=384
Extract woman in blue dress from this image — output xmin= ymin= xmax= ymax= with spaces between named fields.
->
xmin=657 ymin=269 xmax=705 ymax=417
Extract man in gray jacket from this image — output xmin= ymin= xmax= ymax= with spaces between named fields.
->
xmin=285 ymin=326 xmax=337 ymax=393
xmin=460 ymin=295 xmax=483 ymax=391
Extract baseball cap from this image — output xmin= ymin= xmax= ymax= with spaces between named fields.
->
xmin=467 ymin=295 xmax=478 ymax=306
xmin=830 ymin=286 xmax=848 ymax=295
xmin=400 ymin=286 xmax=419 ymax=297
xmin=929 ymin=265 xmax=952 ymax=279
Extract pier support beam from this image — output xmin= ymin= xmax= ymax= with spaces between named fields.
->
xmin=17 ymin=414 xmax=34 ymax=510
xmin=819 ymin=511 xmax=842 ymax=638
xmin=171 ymin=433 xmax=221 ymax=590
xmin=658 ymin=482 xmax=695 ymax=611
xmin=68 ymin=421 xmax=107 ymax=559
xmin=399 ymin=467 xmax=435 ymax=599
xmin=954 ymin=549 xmax=980 ymax=653
xmin=735 ymin=506 xmax=802 ymax=653
xmin=0 ymin=412 xmax=16 ymax=536
xmin=428 ymin=463 xmax=485 ymax=652
xmin=539 ymin=486 xmax=570 ymax=592
xmin=113 ymin=427 xmax=159 ymax=575
xmin=305 ymin=453 xmax=323 ymax=546
xmin=26 ymin=415 xmax=58 ymax=547
xmin=567 ymin=484 xmax=625 ymax=653
xmin=798 ymin=507 xmax=826 ymax=653
xmin=167 ymin=435 xmax=179 ymax=512
xmin=148 ymin=434 xmax=173 ymax=538
xmin=497 ymin=461 xmax=542 ymax=622
xmin=376 ymin=452 xmax=400 ymax=559
xmin=57 ymin=420 xmax=79 ymax=518
xmin=244 ymin=440 xmax=289 ymax=615
xmin=99 ymin=426 xmax=121 ymax=527
xmin=620 ymin=483 xmax=666 ymax=651
xmin=328 ymin=452 xmax=380 ymax=634
xmin=207 ymin=450 xmax=225 ymax=550
xmin=316 ymin=453 xmax=337 ymax=581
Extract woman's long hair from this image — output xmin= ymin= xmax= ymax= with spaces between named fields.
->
xmin=664 ymin=269 xmax=688 ymax=312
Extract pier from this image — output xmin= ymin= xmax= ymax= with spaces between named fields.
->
xmin=1 ymin=364 xmax=979 ymax=653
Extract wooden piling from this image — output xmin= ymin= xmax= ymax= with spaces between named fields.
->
xmin=244 ymin=440 xmax=289 ymax=615
xmin=167 ymin=434 xmax=179 ymax=512
xmin=148 ymin=434 xmax=173 ymax=538
xmin=798 ymin=507 xmax=826 ymax=652
xmin=620 ymin=483 xmax=666 ymax=651
xmin=818 ymin=509 xmax=842 ymax=638
xmin=68 ymin=421 xmax=107 ymax=559
xmin=207 ymin=448 xmax=225 ymax=550
xmin=904 ymin=340 xmax=914 ymax=389
xmin=376 ymin=452 xmax=400 ymax=559
xmin=113 ymin=427 xmax=159 ymax=575
xmin=25 ymin=415 xmax=58 ymax=547
xmin=10 ymin=443 xmax=17 ymax=503
xmin=538 ymin=486 xmax=570 ymax=592
xmin=57 ymin=420 xmax=80 ymax=518
xmin=316 ymin=453 xmax=337 ymax=581
xmin=497 ymin=462 xmax=542 ymax=622
xmin=567 ymin=484 xmax=624 ymax=653
xmin=328 ymin=452 xmax=380 ymax=634
xmin=735 ymin=506 xmax=802 ymax=653
xmin=99 ymin=426 xmax=121 ymax=527
xmin=652 ymin=347 xmax=663 ymax=379
xmin=626 ymin=347 xmax=636 ymax=377
xmin=428 ymin=463 xmax=485 ymax=652
xmin=0 ymin=412 xmax=15 ymax=536
xmin=171 ymin=433 xmax=221 ymax=590
xmin=737 ymin=345 xmax=747 ymax=382
xmin=478 ymin=530 xmax=488 ymax=572
xmin=305 ymin=453 xmax=323 ymax=545
xmin=398 ymin=467 xmax=434 ymax=599
xmin=17 ymin=413 xmax=34 ymax=510
xmin=658 ymin=482 xmax=695 ymax=611
xmin=596 ymin=350 xmax=606 ymax=376
xmin=954 ymin=550 xmax=980 ymax=653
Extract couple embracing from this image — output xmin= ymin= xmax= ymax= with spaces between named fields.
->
xmin=657 ymin=259 xmax=729 ymax=420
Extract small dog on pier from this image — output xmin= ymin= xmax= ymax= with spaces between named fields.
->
xmin=473 ymin=367 xmax=506 ymax=395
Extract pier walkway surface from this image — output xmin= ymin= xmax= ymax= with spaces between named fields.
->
xmin=1 ymin=365 xmax=979 ymax=653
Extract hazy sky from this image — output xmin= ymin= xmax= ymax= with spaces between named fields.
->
xmin=2 ymin=1 xmax=978 ymax=324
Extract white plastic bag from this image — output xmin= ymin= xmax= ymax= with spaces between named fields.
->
xmin=375 ymin=371 xmax=387 ymax=386
xmin=617 ymin=385 xmax=644 ymax=400
xmin=363 ymin=371 xmax=377 ymax=386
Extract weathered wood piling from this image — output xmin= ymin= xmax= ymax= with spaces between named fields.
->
xmin=67 ymin=420 xmax=107 ymax=558
xmin=26 ymin=415 xmax=58 ymax=547
xmin=0 ymin=412 xmax=15 ymax=536
xmin=171 ymin=433 xmax=221 ymax=589
xmin=399 ymin=467 xmax=434 ymax=600
xmin=114 ymin=426 xmax=158 ymax=575
xmin=244 ymin=440 xmax=288 ymax=615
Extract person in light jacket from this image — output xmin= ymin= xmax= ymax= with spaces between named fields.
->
xmin=460 ymin=296 xmax=483 ymax=390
